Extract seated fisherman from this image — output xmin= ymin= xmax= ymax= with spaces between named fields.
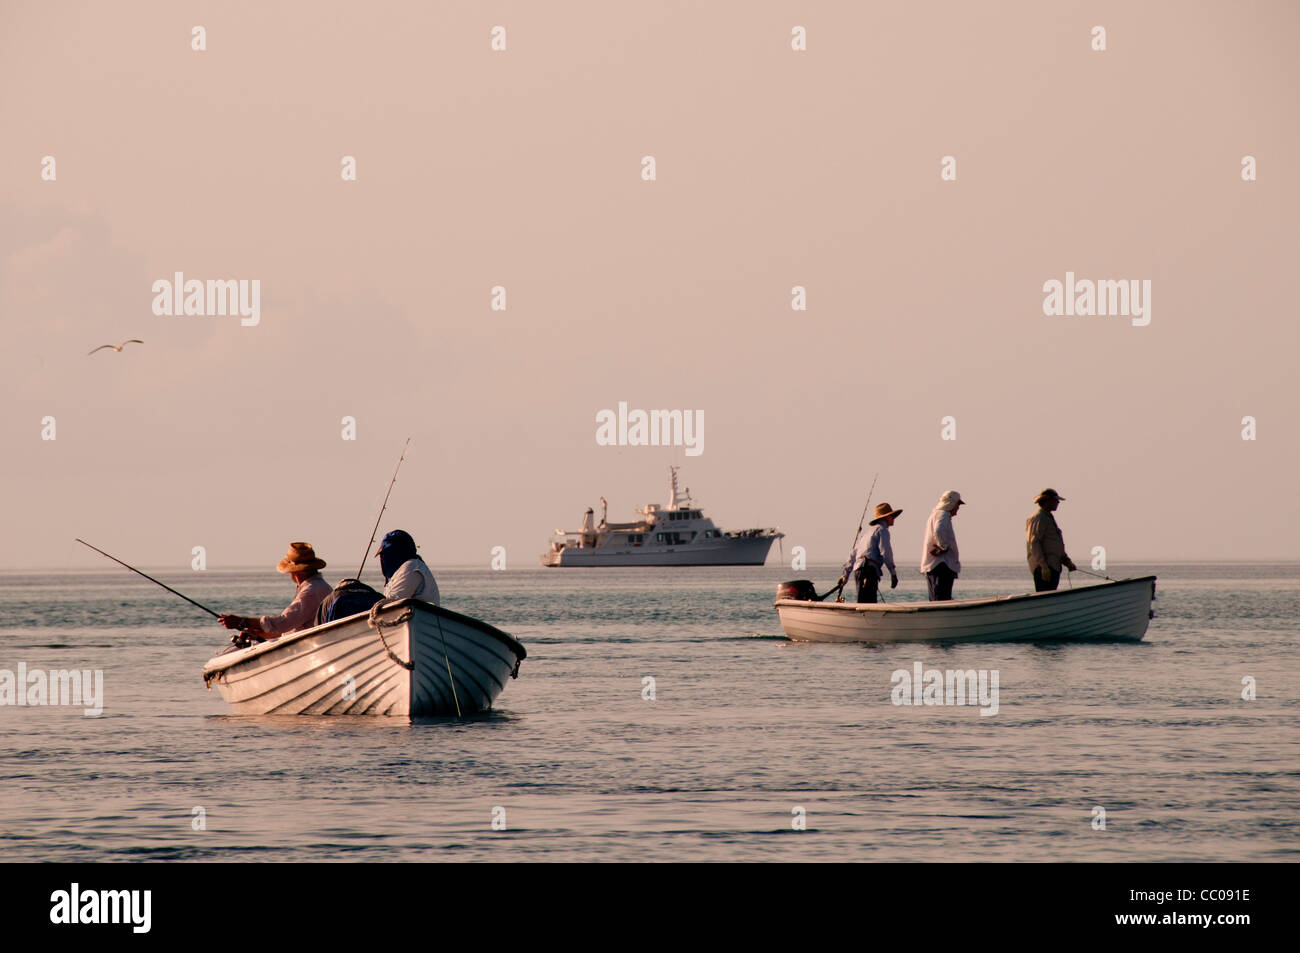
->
xmin=313 ymin=577 xmax=384 ymax=626
xmin=374 ymin=530 xmax=440 ymax=604
xmin=218 ymin=542 xmax=331 ymax=644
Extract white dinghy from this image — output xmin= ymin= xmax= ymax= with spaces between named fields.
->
xmin=774 ymin=576 xmax=1157 ymax=644
xmin=203 ymin=598 xmax=526 ymax=717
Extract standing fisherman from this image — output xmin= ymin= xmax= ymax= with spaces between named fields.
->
xmin=838 ymin=503 xmax=902 ymax=603
xmin=920 ymin=491 xmax=964 ymax=601
xmin=1026 ymin=488 xmax=1076 ymax=591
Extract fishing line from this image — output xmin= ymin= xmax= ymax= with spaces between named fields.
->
xmin=432 ymin=609 xmax=462 ymax=718
xmin=1072 ymin=567 xmax=1113 ymax=581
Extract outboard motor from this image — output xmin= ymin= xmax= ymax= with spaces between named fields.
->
xmin=776 ymin=580 xmax=819 ymax=602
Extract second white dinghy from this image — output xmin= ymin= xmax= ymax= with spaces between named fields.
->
xmin=203 ymin=598 xmax=526 ymax=717
xmin=774 ymin=576 xmax=1157 ymax=644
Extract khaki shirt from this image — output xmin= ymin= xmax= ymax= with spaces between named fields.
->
xmin=1026 ymin=508 xmax=1070 ymax=573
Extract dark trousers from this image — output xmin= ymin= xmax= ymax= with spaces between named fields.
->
xmin=926 ymin=563 xmax=956 ymax=601
xmin=855 ymin=564 xmax=880 ymax=604
xmin=1033 ymin=567 xmax=1062 ymax=592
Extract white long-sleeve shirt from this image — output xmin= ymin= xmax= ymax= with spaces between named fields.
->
xmin=843 ymin=524 xmax=895 ymax=580
xmin=383 ymin=557 xmax=440 ymax=605
xmin=259 ymin=574 xmax=332 ymax=635
xmin=920 ymin=508 xmax=960 ymax=576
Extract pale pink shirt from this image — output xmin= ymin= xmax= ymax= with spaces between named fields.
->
xmin=259 ymin=575 xmax=332 ymax=635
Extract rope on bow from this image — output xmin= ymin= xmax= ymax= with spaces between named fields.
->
xmin=368 ymin=603 xmax=415 ymax=671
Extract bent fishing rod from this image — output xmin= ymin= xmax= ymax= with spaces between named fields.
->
xmin=355 ymin=437 xmax=411 ymax=581
xmin=830 ymin=472 xmax=879 ymax=601
xmin=75 ymin=538 xmax=221 ymax=618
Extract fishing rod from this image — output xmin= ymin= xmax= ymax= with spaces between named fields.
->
xmin=356 ymin=437 xmax=411 ymax=581
xmin=74 ymin=538 xmax=221 ymax=618
xmin=833 ymin=473 xmax=879 ymax=601
xmin=1071 ymin=566 xmax=1113 ymax=581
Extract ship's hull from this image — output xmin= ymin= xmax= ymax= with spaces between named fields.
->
xmin=541 ymin=534 xmax=778 ymax=567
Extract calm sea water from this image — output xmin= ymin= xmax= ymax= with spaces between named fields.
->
xmin=0 ymin=563 xmax=1296 ymax=862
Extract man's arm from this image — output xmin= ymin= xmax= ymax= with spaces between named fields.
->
xmin=257 ymin=588 xmax=318 ymax=635
xmin=219 ymin=613 xmax=266 ymax=633
xmin=880 ymin=528 xmax=898 ymax=587
xmin=924 ymin=518 xmax=943 ymax=557
xmin=383 ymin=562 xmax=421 ymax=601
xmin=1058 ymin=524 xmax=1076 ymax=571
xmin=933 ymin=514 xmax=956 ymax=553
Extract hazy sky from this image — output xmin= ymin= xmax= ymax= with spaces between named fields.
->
xmin=3 ymin=0 xmax=1297 ymax=572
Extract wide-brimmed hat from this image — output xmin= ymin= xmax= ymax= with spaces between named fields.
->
xmin=869 ymin=502 xmax=902 ymax=525
xmin=276 ymin=542 xmax=327 ymax=573
xmin=1034 ymin=488 xmax=1065 ymax=505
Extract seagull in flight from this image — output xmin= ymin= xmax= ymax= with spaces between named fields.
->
xmin=88 ymin=340 xmax=143 ymax=356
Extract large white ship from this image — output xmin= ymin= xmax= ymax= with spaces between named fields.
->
xmin=541 ymin=467 xmax=783 ymax=567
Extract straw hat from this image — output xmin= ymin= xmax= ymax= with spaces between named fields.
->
xmin=869 ymin=502 xmax=902 ymax=525
xmin=276 ymin=542 xmax=327 ymax=573
xmin=1034 ymin=488 xmax=1065 ymax=506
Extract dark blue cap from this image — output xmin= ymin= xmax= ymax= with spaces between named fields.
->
xmin=375 ymin=529 xmax=415 ymax=554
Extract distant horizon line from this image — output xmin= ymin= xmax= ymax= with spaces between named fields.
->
xmin=7 ymin=558 xmax=1300 ymax=573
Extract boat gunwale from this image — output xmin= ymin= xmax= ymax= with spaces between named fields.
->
xmin=774 ymin=575 xmax=1156 ymax=615
xmin=202 ymin=597 xmax=525 ymax=675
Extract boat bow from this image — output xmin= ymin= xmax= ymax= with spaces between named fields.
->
xmin=203 ymin=598 xmax=526 ymax=716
